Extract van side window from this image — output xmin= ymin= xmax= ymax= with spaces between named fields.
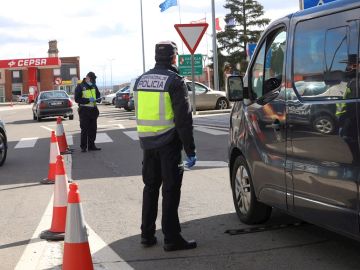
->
xmin=250 ymin=28 xmax=286 ymax=100
xmin=251 ymin=44 xmax=265 ymax=99
xmin=293 ymin=19 xmax=357 ymax=100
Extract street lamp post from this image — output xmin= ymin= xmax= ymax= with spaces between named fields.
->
xmin=211 ymin=0 xmax=219 ymax=91
xmin=140 ymin=0 xmax=146 ymax=73
xmin=108 ymin=58 xmax=115 ymax=91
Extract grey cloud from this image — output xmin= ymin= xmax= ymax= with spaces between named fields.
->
xmin=90 ymin=24 xmax=131 ymax=38
xmin=66 ymin=9 xmax=98 ymax=18
xmin=0 ymin=17 xmax=26 ymax=28
xmin=0 ymin=34 xmax=44 ymax=45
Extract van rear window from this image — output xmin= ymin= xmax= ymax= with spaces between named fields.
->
xmin=293 ymin=15 xmax=358 ymax=100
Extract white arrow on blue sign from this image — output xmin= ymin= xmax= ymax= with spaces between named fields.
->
xmin=302 ymin=0 xmax=337 ymax=9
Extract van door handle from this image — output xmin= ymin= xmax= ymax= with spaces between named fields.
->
xmin=266 ymin=120 xmax=281 ymax=131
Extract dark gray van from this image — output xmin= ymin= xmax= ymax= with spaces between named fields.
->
xmin=227 ymin=0 xmax=360 ymax=240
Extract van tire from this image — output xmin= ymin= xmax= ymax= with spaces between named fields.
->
xmin=231 ymin=156 xmax=272 ymax=224
xmin=0 ymin=132 xmax=7 ymax=166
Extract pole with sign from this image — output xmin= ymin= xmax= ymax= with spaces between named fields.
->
xmin=178 ymin=54 xmax=203 ymax=76
xmin=175 ymin=23 xmax=208 ymax=114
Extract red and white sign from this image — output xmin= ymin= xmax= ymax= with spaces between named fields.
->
xmin=54 ymin=77 xmax=62 ymax=85
xmin=0 ymin=57 xmax=61 ymax=69
xmin=174 ymin=23 xmax=208 ymax=54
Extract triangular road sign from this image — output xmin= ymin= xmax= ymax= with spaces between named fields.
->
xmin=174 ymin=23 xmax=209 ymax=54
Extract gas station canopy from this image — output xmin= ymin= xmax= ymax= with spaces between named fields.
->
xmin=0 ymin=57 xmax=61 ymax=70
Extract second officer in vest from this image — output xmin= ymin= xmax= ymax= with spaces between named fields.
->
xmin=75 ymin=72 xmax=101 ymax=152
xmin=134 ymin=41 xmax=197 ymax=251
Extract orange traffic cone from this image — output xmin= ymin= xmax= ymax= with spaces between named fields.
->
xmin=63 ymin=183 xmax=93 ymax=270
xmin=56 ymin=117 xmax=70 ymax=154
xmin=40 ymin=155 xmax=69 ymax=241
xmin=41 ymin=131 xmax=60 ymax=184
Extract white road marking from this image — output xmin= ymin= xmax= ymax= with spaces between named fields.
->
xmin=195 ymin=161 xmax=228 ymax=167
xmin=14 ymin=137 xmax=38 ymax=149
xmin=117 ymin=124 xmax=125 ymax=129
xmin=183 ymin=160 xmax=228 ymax=169
xmin=89 ymin=226 xmax=134 ymax=270
xmin=107 ymin=120 xmax=127 ymax=123
xmin=194 ymin=126 xmax=228 ymax=136
xmin=40 ymin=126 xmax=53 ymax=132
xmin=47 ymin=123 xmax=68 ymax=127
xmin=123 ymin=131 xmax=139 ymax=141
xmin=95 ymin=133 xmax=113 ymax=143
xmin=15 ymin=195 xmax=62 ymax=270
xmin=66 ymin=135 xmax=73 ymax=146
xmin=15 ymin=195 xmax=133 ymax=270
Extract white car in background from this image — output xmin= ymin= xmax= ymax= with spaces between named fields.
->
xmin=186 ymin=81 xmax=230 ymax=110
xmin=18 ymin=94 xmax=29 ymax=103
xmin=101 ymin=91 xmax=118 ymax=105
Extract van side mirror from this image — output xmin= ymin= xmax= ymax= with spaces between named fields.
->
xmin=227 ymin=75 xmax=244 ymax=101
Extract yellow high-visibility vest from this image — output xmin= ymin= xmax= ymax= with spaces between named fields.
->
xmin=81 ymin=87 xmax=97 ymax=107
xmin=336 ymin=87 xmax=352 ymax=117
xmin=134 ymin=74 xmax=175 ymax=138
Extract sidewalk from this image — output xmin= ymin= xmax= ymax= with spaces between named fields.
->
xmin=0 ymin=102 xmax=29 ymax=107
xmin=0 ymin=103 xmax=32 ymax=112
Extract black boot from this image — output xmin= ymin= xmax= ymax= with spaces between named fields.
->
xmin=163 ymin=235 xmax=197 ymax=252
xmin=141 ymin=236 xmax=157 ymax=247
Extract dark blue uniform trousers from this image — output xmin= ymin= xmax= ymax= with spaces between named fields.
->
xmin=141 ymin=139 xmax=184 ymax=242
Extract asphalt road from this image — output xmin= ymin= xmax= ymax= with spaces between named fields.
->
xmin=1 ymin=104 xmax=360 ymax=270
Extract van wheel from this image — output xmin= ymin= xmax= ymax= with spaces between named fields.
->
xmin=216 ymin=98 xmax=229 ymax=110
xmin=313 ymin=115 xmax=334 ymax=134
xmin=0 ymin=133 xmax=7 ymax=166
xmin=231 ymin=156 xmax=272 ymax=224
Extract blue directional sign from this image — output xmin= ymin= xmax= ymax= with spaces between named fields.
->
xmin=247 ymin=43 xmax=257 ymax=60
xmin=303 ymin=0 xmax=337 ymax=9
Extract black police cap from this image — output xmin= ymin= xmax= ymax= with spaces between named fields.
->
xmin=87 ymin=71 xmax=97 ymax=80
xmin=155 ymin=41 xmax=178 ymax=62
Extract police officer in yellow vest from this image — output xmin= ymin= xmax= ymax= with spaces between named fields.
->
xmin=134 ymin=41 xmax=197 ymax=251
xmin=75 ymin=72 xmax=101 ymax=152
xmin=336 ymin=54 xmax=359 ymax=162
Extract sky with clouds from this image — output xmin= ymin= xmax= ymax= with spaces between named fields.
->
xmin=0 ymin=0 xmax=299 ymax=87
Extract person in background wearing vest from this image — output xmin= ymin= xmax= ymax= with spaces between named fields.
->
xmin=134 ymin=41 xmax=197 ymax=251
xmin=75 ymin=71 xmax=101 ymax=152
xmin=336 ymin=54 xmax=359 ymax=162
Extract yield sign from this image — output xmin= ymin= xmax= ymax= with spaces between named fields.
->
xmin=174 ymin=23 xmax=208 ymax=54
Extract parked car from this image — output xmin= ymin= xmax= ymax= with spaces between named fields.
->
xmin=102 ymin=90 xmax=119 ymax=105
xmin=227 ymin=0 xmax=360 ymax=241
xmin=126 ymin=95 xmax=135 ymax=112
xmin=32 ymin=90 xmax=73 ymax=121
xmin=0 ymin=119 xmax=7 ymax=166
xmin=186 ymin=81 xmax=229 ymax=110
xmin=115 ymin=86 xmax=131 ymax=110
xmin=116 ymin=78 xmax=137 ymax=111
xmin=18 ymin=94 xmax=29 ymax=103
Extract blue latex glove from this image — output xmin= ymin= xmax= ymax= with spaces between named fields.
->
xmin=185 ymin=155 xmax=197 ymax=168
xmin=89 ymin=97 xmax=95 ymax=103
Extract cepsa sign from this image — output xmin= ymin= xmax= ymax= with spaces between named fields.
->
xmin=0 ymin=57 xmax=61 ymax=69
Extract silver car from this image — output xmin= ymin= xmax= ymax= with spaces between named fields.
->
xmin=0 ymin=119 xmax=7 ymax=166
xmin=186 ymin=81 xmax=230 ymax=110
